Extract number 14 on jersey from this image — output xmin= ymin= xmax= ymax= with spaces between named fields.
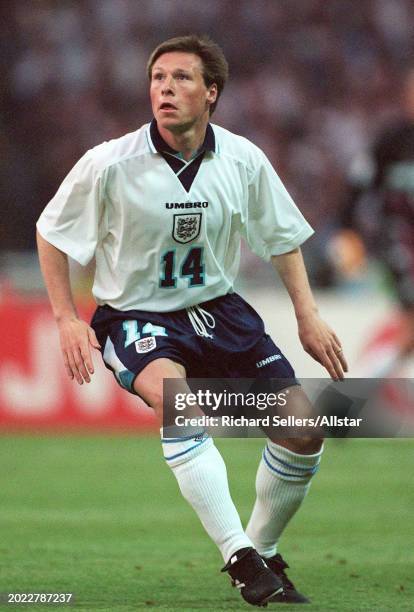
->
xmin=160 ymin=247 xmax=205 ymax=288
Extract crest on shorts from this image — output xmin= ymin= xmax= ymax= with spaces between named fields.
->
xmin=172 ymin=213 xmax=201 ymax=244
xmin=135 ymin=337 xmax=157 ymax=353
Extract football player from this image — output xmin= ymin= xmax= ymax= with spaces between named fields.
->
xmin=37 ymin=35 xmax=347 ymax=606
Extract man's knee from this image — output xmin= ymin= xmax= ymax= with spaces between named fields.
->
xmin=266 ymin=386 xmax=324 ymax=453
xmin=142 ymin=389 xmax=164 ymax=419
xmin=133 ymin=358 xmax=186 ymax=420
xmin=277 ymin=437 xmax=324 ymax=454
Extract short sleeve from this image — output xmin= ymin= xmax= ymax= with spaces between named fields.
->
xmin=36 ymin=151 xmax=104 ymax=266
xmin=243 ymin=150 xmax=314 ymax=260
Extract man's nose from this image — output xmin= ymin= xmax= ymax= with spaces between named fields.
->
xmin=161 ymin=76 xmax=175 ymax=95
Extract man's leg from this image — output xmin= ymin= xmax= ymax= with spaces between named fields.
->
xmin=134 ymin=358 xmax=253 ymax=563
xmin=244 ymin=386 xmax=322 ymax=602
xmin=135 ymin=358 xmax=285 ymax=606
xmin=246 ymin=386 xmax=323 ymax=559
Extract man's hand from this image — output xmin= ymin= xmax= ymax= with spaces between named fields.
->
xmin=270 ymin=249 xmax=348 ymax=380
xmin=36 ymin=233 xmax=101 ymax=384
xmin=297 ymin=312 xmax=348 ymax=380
xmin=57 ymin=317 xmax=101 ymax=384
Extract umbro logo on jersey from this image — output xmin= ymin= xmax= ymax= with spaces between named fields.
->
xmin=165 ymin=201 xmax=208 ymax=209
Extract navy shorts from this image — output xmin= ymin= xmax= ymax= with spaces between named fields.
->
xmin=90 ymin=293 xmax=297 ymax=395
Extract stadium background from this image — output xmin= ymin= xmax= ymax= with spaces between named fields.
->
xmin=1 ymin=1 xmax=413 ymax=610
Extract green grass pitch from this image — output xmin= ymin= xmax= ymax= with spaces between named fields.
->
xmin=0 ymin=436 xmax=413 ymax=611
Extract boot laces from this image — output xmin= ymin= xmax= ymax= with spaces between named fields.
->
xmin=223 ymin=548 xmax=268 ymax=585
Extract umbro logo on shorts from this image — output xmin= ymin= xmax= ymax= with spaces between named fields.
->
xmin=135 ymin=337 xmax=157 ymax=353
xmin=256 ymin=354 xmax=282 ymax=368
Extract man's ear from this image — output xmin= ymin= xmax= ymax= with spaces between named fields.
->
xmin=207 ymin=83 xmax=218 ymax=105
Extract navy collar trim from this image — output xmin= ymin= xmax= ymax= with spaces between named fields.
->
xmin=149 ymin=119 xmax=216 ymax=156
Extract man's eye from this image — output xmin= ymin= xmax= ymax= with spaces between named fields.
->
xmin=176 ymin=74 xmax=189 ymax=80
xmin=153 ymin=74 xmax=163 ymax=81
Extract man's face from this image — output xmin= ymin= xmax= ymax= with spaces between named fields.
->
xmin=150 ymin=52 xmax=217 ymax=133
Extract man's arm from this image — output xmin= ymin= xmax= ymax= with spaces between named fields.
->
xmin=36 ymin=230 xmax=100 ymax=384
xmin=271 ymin=248 xmax=348 ymax=380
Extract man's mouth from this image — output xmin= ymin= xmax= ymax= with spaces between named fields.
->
xmin=159 ymin=102 xmax=178 ymax=110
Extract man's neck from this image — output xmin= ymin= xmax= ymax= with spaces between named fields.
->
xmin=157 ymin=116 xmax=209 ymax=161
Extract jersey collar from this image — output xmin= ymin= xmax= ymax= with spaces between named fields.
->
xmin=147 ymin=119 xmax=216 ymax=156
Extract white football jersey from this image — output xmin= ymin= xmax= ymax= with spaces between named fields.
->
xmin=37 ymin=121 xmax=314 ymax=312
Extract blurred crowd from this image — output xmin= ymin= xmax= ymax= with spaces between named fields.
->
xmin=2 ymin=0 xmax=414 ymax=284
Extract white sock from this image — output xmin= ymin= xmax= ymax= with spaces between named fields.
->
xmin=246 ymin=440 xmax=323 ymax=558
xmin=161 ymin=431 xmax=252 ymax=562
